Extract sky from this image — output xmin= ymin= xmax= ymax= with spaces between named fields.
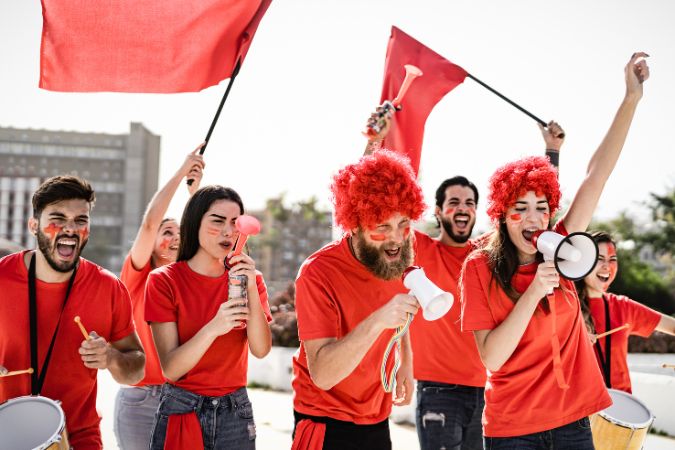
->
xmin=1 ymin=0 xmax=674 ymax=232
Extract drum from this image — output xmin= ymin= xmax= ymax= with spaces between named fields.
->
xmin=591 ymin=388 xmax=654 ymax=450
xmin=0 ymin=395 xmax=69 ymax=449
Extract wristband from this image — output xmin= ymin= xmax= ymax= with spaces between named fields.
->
xmin=546 ymin=149 xmax=560 ymax=168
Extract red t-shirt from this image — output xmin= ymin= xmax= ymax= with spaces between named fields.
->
xmin=144 ymin=261 xmax=272 ymax=397
xmin=292 ymin=237 xmax=405 ymax=424
xmin=120 ymin=254 xmax=165 ymax=386
xmin=409 ymin=230 xmax=486 ymax=386
xmin=588 ymin=293 xmax=661 ymax=393
xmin=0 ymin=251 xmax=135 ymax=450
xmin=460 ymin=225 xmax=611 ymax=437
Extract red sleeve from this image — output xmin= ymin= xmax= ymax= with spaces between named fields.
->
xmin=110 ymin=278 xmax=135 ymax=342
xmin=145 ymin=270 xmax=178 ymax=323
xmin=616 ymin=295 xmax=662 ymax=337
xmin=460 ymin=255 xmax=497 ymax=331
xmin=120 ymin=254 xmax=151 ymax=296
xmin=255 ymin=272 xmax=273 ymax=323
xmin=553 ymin=219 xmax=568 ymax=236
xmin=295 ymin=265 xmax=339 ymax=341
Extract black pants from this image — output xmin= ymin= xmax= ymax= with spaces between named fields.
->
xmin=293 ymin=410 xmax=391 ymax=450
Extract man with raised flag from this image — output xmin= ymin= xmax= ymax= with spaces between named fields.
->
xmin=291 ymin=150 xmax=425 ymax=450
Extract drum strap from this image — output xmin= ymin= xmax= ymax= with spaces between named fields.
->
xmin=28 ymin=252 xmax=78 ymax=395
xmin=593 ymin=295 xmax=612 ymax=388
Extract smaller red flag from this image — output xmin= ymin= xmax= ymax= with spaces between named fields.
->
xmin=380 ymin=27 xmax=468 ymax=175
xmin=40 ymin=0 xmax=272 ymax=93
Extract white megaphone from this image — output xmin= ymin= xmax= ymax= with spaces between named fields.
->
xmin=402 ymin=266 xmax=454 ymax=321
xmin=532 ymin=231 xmax=599 ymax=284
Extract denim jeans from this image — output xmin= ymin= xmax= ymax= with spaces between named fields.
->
xmin=484 ymin=417 xmax=594 ymax=450
xmin=113 ymin=385 xmax=162 ymax=450
xmin=150 ymin=384 xmax=256 ymax=450
xmin=416 ymin=381 xmax=485 ymax=450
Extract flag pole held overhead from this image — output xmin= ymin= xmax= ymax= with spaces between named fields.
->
xmin=466 ymin=73 xmax=564 ymax=138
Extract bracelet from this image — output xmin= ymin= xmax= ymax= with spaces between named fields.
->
xmin=546 ymin=149 xmax=559 ymax=168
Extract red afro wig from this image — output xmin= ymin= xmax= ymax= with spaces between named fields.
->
xmin=331 ymin=150 xmax=425 ymax=231
xmin=486 ymin=155 xmax=561 ymax=222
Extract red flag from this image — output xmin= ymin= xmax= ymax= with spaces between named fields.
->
xmin=380 ymin=27 xmax=467 ymax=174
xmin=40 ymin=0 xmax=272 ymax=93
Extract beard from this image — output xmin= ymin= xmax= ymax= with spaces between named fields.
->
xmin=36 ymin=229 xmax=87 ymax=273
xmin=440 ymin=216 xmax=473 ymax=244
xmin=354 ymin=232 xmax=413 ymax=280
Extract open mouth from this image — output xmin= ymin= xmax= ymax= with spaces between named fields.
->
xmin=168 ymin=244 xmax=179 ymax=251
xmin=219 ymin=240 xmax=234 ymax=252
xmin=383 ymin=246 xmax=401 ymax=261
xmin=522 ymin=228 xmax=539 ymax=243
xmin=56 ymin=237 xmax=78 ymax=258
xmin=453 ymin=214 xmax=470 ymax=231
xmin=597 ymin=274 xmax=610 ymax=283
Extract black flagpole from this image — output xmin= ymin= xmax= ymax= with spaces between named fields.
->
xmin=466 ymin=73 xmax=564 ymax=138
xmin=187 ymin=59 xmax=243 ymax=186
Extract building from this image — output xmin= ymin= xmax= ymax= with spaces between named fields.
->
xmin=0 ymin=123 xmax=160 ymax=273
xmin=248 ymin=197 xmax=333 ymax=297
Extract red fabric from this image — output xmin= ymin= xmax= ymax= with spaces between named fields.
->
xmin=291 ymin=419 xmax=326 ymax=450
xmin=144 ymin=261 xmax=271 ymax=396
xmin=40 ymin=0 xmax=272 ymax=92
xmin=379 ymin=26 xmax=468 ymax=174
xmin=0 ymin=251 xmax=135 ymax=450
xmin=588 ymin=293 xmax=661 ymax=393
xmin=459 ymin=222 xmax=611 ymax=437
xmin=292 ymin=237 xmax=404 ymax=424
xmin=409 ymin=230 xmax=486 ymax=386
xmin=120 ymin=254 xmax=165 ymax=386
xmin=164 ymin=413 xmax=205 ymax=450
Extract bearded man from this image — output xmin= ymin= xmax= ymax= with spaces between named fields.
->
xmin=291 ymin=150 xmax=425 ymax=450
xmin=0 ymin=175 xmax=145 ymax=450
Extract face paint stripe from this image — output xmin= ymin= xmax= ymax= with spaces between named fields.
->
xmin=369 ymin=233 xmax=387 ymax=241
xmin=509 ymin=213 xmax=522 ymax=222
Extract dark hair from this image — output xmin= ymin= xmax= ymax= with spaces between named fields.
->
xmin=177 ymin=185 xmax=244 ymax=262
xmin=575 ymin=231 xmax=617 ymax=333
xmin=32 ymin=175 xmax=95 ymax=217
xmin=435 ymin=176 xmax=479 ymax=209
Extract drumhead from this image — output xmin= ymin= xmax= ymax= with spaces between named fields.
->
xmin=0 ymin=395 xmax=65 ymax=449
xmin=599 ymin=388 xmax=654 ymax=428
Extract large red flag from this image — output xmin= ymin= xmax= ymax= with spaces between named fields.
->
xmin=380 ymin=27 xmax=467 ymax=174
xmin=40 ymin=0 xmax=272 ymax=93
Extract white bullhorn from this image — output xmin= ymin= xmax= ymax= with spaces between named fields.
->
xmin=532 ymin=230 xmax=599 ymax=281
xmin=403 ymin=267 xmax=454 ymax=321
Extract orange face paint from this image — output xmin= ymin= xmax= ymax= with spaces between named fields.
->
xmin=43 ymin=223 xmax=63 ymax=239
xmin=443 ymin=207 xmax=455 ymax=216
xmin=369 ymin=233 xmax=387 ymax=241
xmin=77 ymin=227 xmax=89 ymax=242
xmin=205 ymin=226 xmax=220 ymax=236
xmin=509 ymin=213 xmax=522 ymax=222
xmin=159 ymin=238 xmax=170 ymax=250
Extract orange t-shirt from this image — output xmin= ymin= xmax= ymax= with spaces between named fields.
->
xmin=120 ymin=254 xmax=165 ymax=386
xmin=144 ymin=261 xmax=272 ymax=397
xmin=588 ymin=293 xmax=661 ymax=393
xmin=0 ymin=251 xmax=135 ymax=450
xmin=410 ymin=230 xmax=486 ymax=386
xmin=460 ymin=243 xmax=611 ymax=437
xmin=292 ymin=237 xmax=405 ymax=424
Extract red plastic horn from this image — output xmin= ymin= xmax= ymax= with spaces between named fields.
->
xmin=230 ymin=215 xmax=261 ymax=257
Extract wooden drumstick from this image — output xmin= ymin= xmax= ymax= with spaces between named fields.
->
xmin=74 ymin=316 xmax=91 ymax=340
xmin=0 ymin=368 xmax=34 ymax=378
xmin=596 ymin=323 xmax=629 ymax=339
xmin=662 ymin=364 xmax=675 ymax=369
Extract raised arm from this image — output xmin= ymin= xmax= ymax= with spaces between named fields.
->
xmin=563 ymin=53 xmax=649 ymax=233
xmin=540 ymin=120 xmax=565 ymax=172
xmin=129 ymin=143 xmax=205 ymax=269
xmin=656 ymin=314 xmax=675 ymax=336
xmin=363 ymin=104 xmax=394 ymax=156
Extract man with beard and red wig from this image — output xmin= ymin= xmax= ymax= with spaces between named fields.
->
xmin=364 ymin=106 xmax=564 ymax=450
xmin=0 ymin=176 xmax=145 ymax=450
xmin=291 ymin=150 xmax=425 ymax=450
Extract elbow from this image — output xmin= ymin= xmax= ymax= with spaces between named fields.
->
xmin=479 ymin=351 xmax=503 ymax=373
xmin=250 ymin=344 xmax=271 ymax=359
xmin=162 ymin=369 xmax=181 ymax=383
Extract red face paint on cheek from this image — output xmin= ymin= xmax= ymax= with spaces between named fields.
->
xmin=369 ymin=233 xmax=387 ymax=241
xmin=43 ymin=223 xmax=63 ymax=239
xmin=443 ymin=207 xmax=455 ymax=216
xmin=205 ymin=226 xmax=220 ymax=236
xmin=159 ymin=238 xmax=170 ymax=250
xmin=542 ymin=213 xmax=550 ymax=221
xmin=77 ymin=228 xmax=89 ymax=242
xmin=403 ymin=227 xmax=410 ymax=238
xmin=509 ymin=213 xmax=522 ymax=222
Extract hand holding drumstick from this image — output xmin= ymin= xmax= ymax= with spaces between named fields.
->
xmin=75 ymin=316 xmax=113 ymax=370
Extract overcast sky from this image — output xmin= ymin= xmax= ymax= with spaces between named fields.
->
xmin=1 ymin=0 xmax=674 ymax=231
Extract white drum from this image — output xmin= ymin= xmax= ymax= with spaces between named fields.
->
xmin=591 ymin=388 xmax=654 ymax=450
xmin=0 ymin=395 xmax=70 ymax=449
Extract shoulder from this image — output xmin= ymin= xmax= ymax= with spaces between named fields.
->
xmin=464 ymin=249 xmax=489 ymax=269
xmin=79 ymin=258 xmax=123 ymax=286
xmin=0 ymin=251 xmax=23 ymax=271
xmin=297 ymin=239 xmax=345 ymax=280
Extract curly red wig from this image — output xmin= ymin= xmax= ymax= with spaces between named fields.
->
xmin=331 ymin=150 xmax=425 ymax=230
xmin=486 ymin=155 xmax=561 ymax=222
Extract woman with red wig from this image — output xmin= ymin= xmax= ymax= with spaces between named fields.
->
xmin=460 ymin=52 xmax=650 ymax=449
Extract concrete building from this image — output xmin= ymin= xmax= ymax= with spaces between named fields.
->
xmin=0 ymin=123 xmax=159 ymax=273
xmin=247 ymin=197 xmax=333 ymax=297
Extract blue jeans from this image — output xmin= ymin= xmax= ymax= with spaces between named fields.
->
xmin=150 ymin=384 xmax=256 ymax=450
xmin=114 ymin=385 xmax=162 ymax=450
xmin=484 ymin=417 xmax=594 ymax=450
xmin=416 ymin=381 xmax=484 ymax=450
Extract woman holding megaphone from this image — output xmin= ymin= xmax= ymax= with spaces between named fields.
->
xmin=460 ymin=52 xmax=650 ymax=449
xmin=576 ymin=231 xmax=675 ymax=394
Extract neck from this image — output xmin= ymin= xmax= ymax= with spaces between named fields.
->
xmin=585 ymin=286 xmax=604 ymax=298
xmin=517 ymin=250 xmax=537 ymax=265
xmin=438 ymin=229 xmax=468 ymax=248
xmin=27 ymin=250 xmax=73 ymax=283
xmin=187 ymin=249 xmax=226 ymax=277
xmin=151 ymin=253 xmax=171 ymax=270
